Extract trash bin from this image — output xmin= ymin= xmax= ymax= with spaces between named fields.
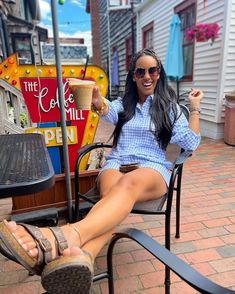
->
xmin=224 ymin=90 xmax=235 ymax=146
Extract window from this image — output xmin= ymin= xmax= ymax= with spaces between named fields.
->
xmin=142 ymin=22 xmax=153 ymax=49
xmin=12 ymin=34 xmax=35 ymax=64
xmin=125 ymin=37 xmax=132 ymax=71
xmin=19 ymin=0 xmax=26 ymax=19
xmin=175 ymin=0 xmax=196 ymax=81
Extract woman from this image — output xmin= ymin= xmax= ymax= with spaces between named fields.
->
xmin=0 ymin=49 xmax=203 ymax=294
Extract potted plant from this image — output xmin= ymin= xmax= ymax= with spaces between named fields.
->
xmin=185 ymin=23 xmax=219 ymax=45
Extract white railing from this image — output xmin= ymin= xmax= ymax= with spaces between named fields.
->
xmin=0 ymin=79 xmax=32 ymax=134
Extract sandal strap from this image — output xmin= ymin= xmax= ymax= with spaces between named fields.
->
xmin=83 ymin=250 xmax=94 ymax=264
xmin=19 ymin=223 xmax=53 ymax=264
xmin=48 ymin=226 xmax=68 ymax=255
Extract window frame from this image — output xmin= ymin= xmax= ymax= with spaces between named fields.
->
xmin=12 ymin=33 xmax=35 ymax=65
xmin=175 ymin=0 xmax=196 ymax=81
xmin=142 ymin=21 xmax=154 ymax=49
xmin=125 ymin=36 xmax=132 ymax=71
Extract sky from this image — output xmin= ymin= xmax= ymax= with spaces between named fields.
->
xmin=38 ymin=0 xmax=92 ymax=55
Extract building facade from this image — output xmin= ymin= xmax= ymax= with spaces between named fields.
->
xmin=87 ymin=0 xmax=141 ymax=99
xmin=136 ymin=0 xmax=235 ymax=139
xmin=42 ymin=37 xmax=87 ymax=65
xmin=0 ymin=0 xmax=47 ymax=134
xmin=0 ymin=0 xmax=47 ymax=64
xmin=88 ymin=0 xmax=235 ymax=140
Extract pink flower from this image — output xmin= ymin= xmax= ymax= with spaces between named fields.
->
xmin=185 ymin=23 xmax=219 ymax=45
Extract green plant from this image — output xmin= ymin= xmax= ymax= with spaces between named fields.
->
xmin=19 ymin=112 xmax=28 ymax=128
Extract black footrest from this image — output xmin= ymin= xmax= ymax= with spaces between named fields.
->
xmin=11 ymin=208 xmax=58 ymax=226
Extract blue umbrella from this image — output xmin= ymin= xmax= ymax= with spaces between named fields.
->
xmin=164 ymin=14 xmax=184 ymax=100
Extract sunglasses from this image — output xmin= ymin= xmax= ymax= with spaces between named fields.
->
xmin=134 ymin=66 xmax=160 ymax=79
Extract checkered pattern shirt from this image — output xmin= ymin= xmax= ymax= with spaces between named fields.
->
xmin=100 ymin=95 xmax=200 ymax=185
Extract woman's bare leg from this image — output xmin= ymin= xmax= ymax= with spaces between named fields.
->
xmin=66 ymin=171 xmax=123 ymax=260
xmin=75 ymin=168 xmax=167 ymax=245
xmin=4 ymin=168 xmax=167 ymax=260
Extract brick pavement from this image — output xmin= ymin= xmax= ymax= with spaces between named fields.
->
xmin=0 ymin=120 xmax=235 ymax=293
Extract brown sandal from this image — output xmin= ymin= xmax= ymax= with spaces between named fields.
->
xmin=41 ymin=250 xmax=94 ymax=294
xmin=0 ymin=220 xmax=68 ymax=275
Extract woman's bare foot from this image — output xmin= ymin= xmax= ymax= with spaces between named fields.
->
xmin=5 ymin=220 xmax=83 ymax=260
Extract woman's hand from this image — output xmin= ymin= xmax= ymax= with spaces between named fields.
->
xmin=188 ymin=88 xmax=203 ymax=109
xmin=92 ymin=86 xmax=103 ymax=110
xmin=188 ymin=88 xmax=203 ymax=134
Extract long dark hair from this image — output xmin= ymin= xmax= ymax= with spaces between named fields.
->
xmin=112 ymin=48 xmax=179 ymax=150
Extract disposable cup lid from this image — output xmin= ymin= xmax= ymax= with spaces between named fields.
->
xmin=67 ymin=78 xmax=95 ymax=86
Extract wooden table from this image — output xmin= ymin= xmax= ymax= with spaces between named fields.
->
xmin=0 ymin=133 xmax=55 ymax=198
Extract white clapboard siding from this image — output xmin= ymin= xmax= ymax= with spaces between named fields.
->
xmin=223 ymin=0 xmax=235 ymax=99
xmin=136 ymin=0 xmax=235 ymax=138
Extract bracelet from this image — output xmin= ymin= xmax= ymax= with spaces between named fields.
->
xmin=189 ymin=107 xmax=201 ymax=113
xmin=91 ymin=98 xmax=108 ymax=116
xmin=190 ymin=111 xmax=200 ymax=115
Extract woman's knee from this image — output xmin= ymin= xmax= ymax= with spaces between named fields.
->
xmin=116 ymin=175 xmax=140 ymax=194
xmin=98 ymin=170 xmax=123 ymax=198
xmin=99 ymin=176 xmax=135 ymax=198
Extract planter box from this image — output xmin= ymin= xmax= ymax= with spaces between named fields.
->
xmin=12 ymin=170 xmax=98 ymax=214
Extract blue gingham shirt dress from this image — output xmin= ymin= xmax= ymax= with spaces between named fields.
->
xmin=100 ymin=95 xmax=200 ymax=185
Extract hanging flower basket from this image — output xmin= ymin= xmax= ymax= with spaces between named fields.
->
xmin=185 ymin=23 xmax=220 ymax=45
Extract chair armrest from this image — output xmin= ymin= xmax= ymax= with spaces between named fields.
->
xmin=109 ymin=229 xmax=235 ymax=294
xmin=77 ymin=142 xmax=112 ymax=158
xmin=175 ymin=150 xmax=193 ymax=166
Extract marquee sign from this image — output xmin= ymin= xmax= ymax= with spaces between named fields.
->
xmin=0 ymin=54 xmax=109 ymax=172
xmin=20 ymin=77 xmax=87 ymax=122
xmin=26 ymin=126 xmax=78 ymax=146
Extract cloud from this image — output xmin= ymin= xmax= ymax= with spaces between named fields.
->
xmin=38 ymin=0 xmax=92 ymax=56
xmin=39 ymin=0 xmax=51 ymax=21
xmin=68 ymin=0 xmax=84 ymax=8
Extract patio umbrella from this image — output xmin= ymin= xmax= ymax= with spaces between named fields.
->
xmin=164 ymin=14 xmax=184 ymax=101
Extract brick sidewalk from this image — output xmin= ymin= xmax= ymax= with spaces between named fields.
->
xmin=0 ymin=120 xmax=235 ymax=293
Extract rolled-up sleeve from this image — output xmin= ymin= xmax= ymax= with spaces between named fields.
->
xmin=101 ymin=97 xmax=123 ymax=125
xmin=170 ymin=106 xmax=201 ymax=151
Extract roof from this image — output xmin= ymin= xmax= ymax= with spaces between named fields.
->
xmin=7 ymin=15 xmax=48 ymax=41
xmin=42 ymin=44 xmax=87 ymax=60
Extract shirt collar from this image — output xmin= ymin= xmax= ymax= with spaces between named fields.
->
xmin=137 ymin=94 xmax=154 ymax=110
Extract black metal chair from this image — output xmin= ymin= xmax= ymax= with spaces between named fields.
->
xmin=73 ymin=104 xmax=192 ymax=293
xmin=105 ymin=228 xmax=235 ymax=294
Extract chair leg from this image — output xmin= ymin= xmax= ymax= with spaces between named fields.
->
xmin=165 ymin=267 xmax=170 ymax=294
xmin=107 ymin=238 xmax=115 ymax=294
xmin=175 ymin=192 xmax=180 ymax=239
xmin=175 ymin=169 xmax=183 ymax=238
xmin=74 ymin=196 xmax=79 ymax=221
xmin=165 ymin=213 xmax=171 ymax=294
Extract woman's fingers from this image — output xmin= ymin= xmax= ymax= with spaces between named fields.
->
xmin=189 ymin=88 xmax=202 ymax=97
xmin=189 ymin=89 xmax=203 ymax=101
xmin=92 ymin=86 xmax=103 ymax=109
